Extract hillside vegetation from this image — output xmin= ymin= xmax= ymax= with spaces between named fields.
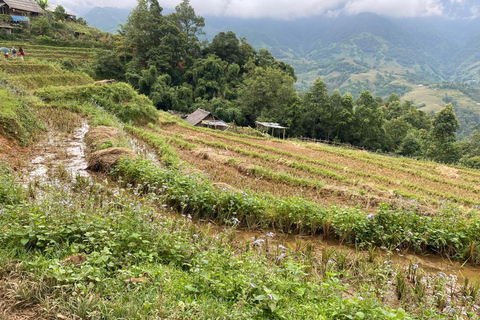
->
xmin=1 ymin=42 xmax=480 ymax=318
xmin=1 ymin=4 xmax=480 ymax=318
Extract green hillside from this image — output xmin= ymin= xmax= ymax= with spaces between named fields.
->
xmin=2 ymin=50 xmax=480 ymax=318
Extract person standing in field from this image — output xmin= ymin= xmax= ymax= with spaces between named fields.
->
xmin=11 ymin=47 xmax=17 ymax=60
xmin=4 ymin=51 xmax=8 ymax=59
xmin=18 ymin=47 xmax=25 ymax=60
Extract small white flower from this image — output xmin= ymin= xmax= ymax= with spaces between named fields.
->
xmin=253 ymin=239 xmax=265 ymax=245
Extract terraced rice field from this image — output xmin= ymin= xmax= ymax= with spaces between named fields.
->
xmin=134 ymin=112 xmax=480 ymax=215
xmin=0 ymin=60 xmax=93 ymax=91
xmin=0 ymin=42 xmax=98 ymax=61
xmin=3 ymin=57 xmax=480 ymax=319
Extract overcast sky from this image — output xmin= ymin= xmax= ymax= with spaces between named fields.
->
xmin=50 ymin=0 xmax=479 ymax=19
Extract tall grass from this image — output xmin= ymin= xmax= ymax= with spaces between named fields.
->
xmin=36 ymin=83 xmax=158 ymax=125
xmin=0 ymin=87 xmax=44 ymax=145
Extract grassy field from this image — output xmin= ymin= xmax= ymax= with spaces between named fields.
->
xmin=141 ymin=113 xmax=480 ymax=214
xmin=402 ymin=84 xmax=480 ymax=113
xmin=1 ymin=50 xmax=480 ymax=319
xmin=0 ymin=41 xmax=98 ymax=61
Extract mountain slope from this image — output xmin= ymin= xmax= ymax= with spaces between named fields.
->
xmin=82 ymin=7 xmax=132 ymax=33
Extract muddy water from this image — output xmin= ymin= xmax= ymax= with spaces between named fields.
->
xmin=210 ymin=227 xmax=480 ymax=281
xmin=21 ymin=121 xmax=90 ymax=183
xmin=126 ymin=134 xmax=160 ymax=164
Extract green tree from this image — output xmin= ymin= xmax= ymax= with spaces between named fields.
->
xmin=187 ymin=55 xmax=228 ymax=100
xmin=384 ymin=118 xmax=412 ymax=150
xmin=31 ymin=17 xmax=52 ymax=35
xmin=92 ymin=50 xmax=124 ymax=80
xmin=426 ymin=104 xmax=461 ymax=163
xmin=330 ymin=89 xmax=354 ymax=141
xmin=206 ymin=31 xmax=241 ymax=65
xmin=397 ymin=132 xmax=422 ymax=157
xmin=353 ymin=91 xmax=386 ymax=150
xmin=122 ymin=0 xmax=186 ymax=77
xmin=53 ymin=5 xmax=66 ymax=21
xmin=169 ymin=0 xmax=205 ymax=64
xmin=302 ymin=77 xmax=330 ymax=139
xmin=150 ymin=74 xmax=176 ymax=110
xmin=238 ymin=66 xmax=298 ymax=126
xmin=459 ymin=128 xmax=480 ymax=168
xmin=36 ymin=0 xmax=48 ymax=10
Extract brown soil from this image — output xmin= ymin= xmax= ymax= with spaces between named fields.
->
xmin=0 ymin=301 xmax=42 ymax=320
xmin=0 ymin=135 xmax=27 ymax=170
xmin=61 ymin=254 xmax=87 ymax=266
xmin=163 ymin=124 xmax=480 ymax=212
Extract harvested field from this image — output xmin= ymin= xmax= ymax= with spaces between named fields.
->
xmin=141 ymin=114 xmax=480 ymax=213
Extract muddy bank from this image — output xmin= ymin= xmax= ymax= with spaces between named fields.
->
xmin=207 ymin=225 xmax=480 ymax=282
xmin=19 ymin=121 xmax=90 ymax=184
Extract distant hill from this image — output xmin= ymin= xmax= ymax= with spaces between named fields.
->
xmin=82 ymin=7 xmax=132 ymax=33
xmin=80 ymin=7 xmax=480 ymax=110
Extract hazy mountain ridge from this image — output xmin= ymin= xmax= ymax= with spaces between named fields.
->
xmin=82 ymin=7 xmax=480 ymax=97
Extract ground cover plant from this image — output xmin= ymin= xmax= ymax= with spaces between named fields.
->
xmin=0 ymin=86 xmax=43 ymax=145
xmin=2 ymin=156 xmax=480 ymax=319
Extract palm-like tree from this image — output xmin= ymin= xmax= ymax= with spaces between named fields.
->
xmin=37 ymin=0 xmax=48 ymax=10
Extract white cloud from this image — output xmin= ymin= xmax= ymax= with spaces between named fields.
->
xmin=470 ymin=5 xmax=480 ymax=18
xmin=51 ymin=0 xmax=460 ymax=19
xmin=167 ymin=0 xmax=347 ymax=19
xmin=343 ymin=0 xmax=444 ymax=18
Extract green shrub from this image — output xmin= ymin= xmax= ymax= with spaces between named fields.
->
xmin=36 ymin=83 xmax=158 ymax=125
xmin=0 ymin=88 xmax=43 ymax=145
xmin=460 ymin=156 xmax=480 ymax=169
xmin=0 ymin=163 xmax=23 ymax=204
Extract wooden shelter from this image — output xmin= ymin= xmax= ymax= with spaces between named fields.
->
xmin=255 ymin=121 xmax=288 ymax=139
xmin=0 ymin=0 xmax=42 ymax=16
xmin=186 ymin=108 xmax=230 ymax=130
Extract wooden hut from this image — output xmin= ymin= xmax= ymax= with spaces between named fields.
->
xmin=255 ymin=121 xmax=288 ymax=139
xmin=186 ymin=108 xmax=230 ymax=130
xmin=0 ymin=0 xmax=43 ymax=16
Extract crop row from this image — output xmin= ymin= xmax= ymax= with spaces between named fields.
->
xmin=165 ymin=122 xmax=479 ymax=209
xmin=306 ymin=143 xmax=480 ymax=192
xmin=130 ymin=125 xmax=334 ymax=193
xmin=3 ymin=73 xmax=92 ymax=90
xmin=150 ymin=125 xmax=466 ymax=212
xmin=151 ymin=124 xmax=347 ymax=182
xmin=109 ymin=153 xmax=480 ymax=263
xmin=0 ymin=62 xmax=62 ymax=75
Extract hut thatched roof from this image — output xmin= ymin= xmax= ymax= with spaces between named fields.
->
xmin=2 ymin=0 xmax=43 ymax=13
xmin=186 ymin=108 xmax=212 ymax=126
